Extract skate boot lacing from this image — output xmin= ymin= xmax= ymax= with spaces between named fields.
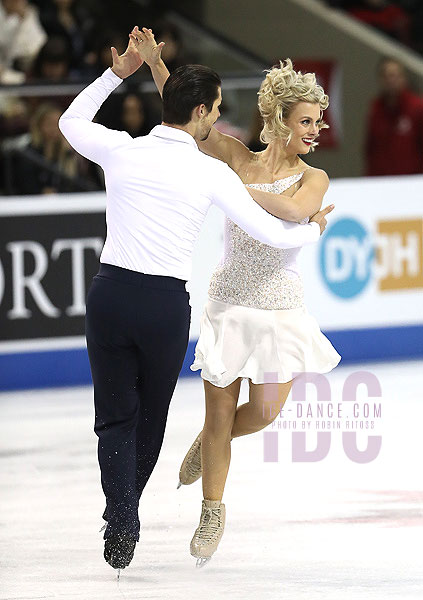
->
xmin=197 ymin=507 xmax=222 ymax=542
xmin=186 ymin=443 xmax=202 ymax=477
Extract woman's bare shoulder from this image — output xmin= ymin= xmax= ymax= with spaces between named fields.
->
xmin=302 ymin=165 xmax=329 ymax=185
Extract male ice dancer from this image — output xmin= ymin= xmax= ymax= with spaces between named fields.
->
xmin=59 ymin=30 xmax=332 ymax=571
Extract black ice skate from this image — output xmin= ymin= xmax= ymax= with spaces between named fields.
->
xmin=104 ymin=534 xmax=137 ymax=570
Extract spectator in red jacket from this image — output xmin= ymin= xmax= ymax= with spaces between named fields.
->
xmin=348 ymin=1 xmax=410 ymax=45
xmin=365 ymin=57 xmax=423 ymax=176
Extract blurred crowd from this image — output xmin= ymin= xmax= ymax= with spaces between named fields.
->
xmin=1 ymin=0 xmax=423 ymax=196
xmin=0 ymin=0 xmax=195 ymax=84
xmin=0 ymin=0 xmax=201 ymax=195
xmin=325 ymin=1 xmax=423 ymax=54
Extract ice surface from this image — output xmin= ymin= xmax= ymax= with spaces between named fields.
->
xmin=0 ymin=361 xmax=422 ymax=599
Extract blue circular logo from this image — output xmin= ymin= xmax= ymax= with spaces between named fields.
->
xmin=319 ymin=218 xmax=373 ymax=299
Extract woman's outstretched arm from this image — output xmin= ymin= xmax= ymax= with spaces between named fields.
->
xmin=130 ymin=27 xmax=169 ymax=95
xmin=131 ymin=27 xmax=251 ymax=170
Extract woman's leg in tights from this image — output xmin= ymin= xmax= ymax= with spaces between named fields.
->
xmin=231 ymin=379 xmax=293 ymax=438
xmin=201 ymin=378 xmax=292 ymax=502
xmin=201 ymin=379 xmax=241 ymax=502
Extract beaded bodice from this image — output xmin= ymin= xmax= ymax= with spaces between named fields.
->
xmin=208 ymin=172 xmax=306 ymax=310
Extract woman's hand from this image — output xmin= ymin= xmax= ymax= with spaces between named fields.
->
xmin=309 ymin=204 xmax=335 ymax=235
xmin=110 ymin=28 xmax=144 ymax=79
xmin=129 ymin=26 xmax=165 ymax=67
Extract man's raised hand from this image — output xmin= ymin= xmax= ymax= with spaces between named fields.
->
xmin=129 ymin=27 xmax=165 ymax=67
xmin=110 ymin=27 xmax=144 ymax=79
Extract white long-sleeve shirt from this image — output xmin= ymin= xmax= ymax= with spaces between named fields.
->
xmin=59 ymin=68 xmax=320 ymax=281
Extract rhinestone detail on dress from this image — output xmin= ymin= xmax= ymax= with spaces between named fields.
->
xmin=208 ymin=172 xmax=306 ymax=310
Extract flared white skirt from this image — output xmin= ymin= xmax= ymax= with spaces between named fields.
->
xmin=190 ymin=298 xmax=341 ymax=388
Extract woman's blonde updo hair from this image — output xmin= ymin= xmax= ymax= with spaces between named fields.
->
xmin=258 ymin=58 xmax=329 ymax=149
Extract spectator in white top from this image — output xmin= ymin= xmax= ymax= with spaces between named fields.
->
xmin=0 ymin=0 xmax=47 ymax=84
xmin=58 ymin=30 xmax=332 ymax=572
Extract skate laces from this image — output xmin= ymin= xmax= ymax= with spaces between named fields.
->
xmin=186 ymin=438 xmax=202 ymax=476
xmin=196 ymin=507 xmax=222 ymax=542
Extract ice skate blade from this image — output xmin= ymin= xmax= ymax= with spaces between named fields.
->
xmin=177 ymin=480 xmax=182 ymax=489
xmin=99 ymin=522 xmax=107 ymax=533
xmin=196 ymin=557 xmax=211 ymax=568
xmin=117 ymin=568 xmax=121 ymax=581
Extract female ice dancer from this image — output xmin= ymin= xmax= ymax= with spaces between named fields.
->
xmin=131 ymin=27 xmax=341 ymax=566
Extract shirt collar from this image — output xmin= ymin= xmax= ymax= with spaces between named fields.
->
xmin=149 ymin=124 xmax=198 ymax=149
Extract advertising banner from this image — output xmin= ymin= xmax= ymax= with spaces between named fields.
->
xmin=0 ymin=195 xmax=106 ymax=344
xmin=300 ymin=175 xmax=423 ymax=330
xmin=0 ymin=195 xmax=106 ymax=389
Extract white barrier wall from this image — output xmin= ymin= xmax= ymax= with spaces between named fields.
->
xmin=1 ymin=175 xmax=422 ymax=390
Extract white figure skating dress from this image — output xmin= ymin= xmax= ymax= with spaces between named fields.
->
xmin=190 ymin=172 xmax=341 ymax=387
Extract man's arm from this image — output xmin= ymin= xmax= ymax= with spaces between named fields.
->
xmin=59 ymin=31 xmax=143 ymax=166
xmin=211 ymin=162 xmax=333 ymax=249
xmin=59 ymin=69 xmax=129 ymax=166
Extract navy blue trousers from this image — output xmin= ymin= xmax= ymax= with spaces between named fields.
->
xmin=85 ymin=264 xmax=191 ymax=540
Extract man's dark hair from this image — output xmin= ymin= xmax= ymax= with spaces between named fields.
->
xmin=162 ymin=64 xmax=221 ymax=125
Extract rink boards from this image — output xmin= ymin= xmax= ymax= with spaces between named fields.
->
xmin=0 ymin=176 xmax=422 ymax=390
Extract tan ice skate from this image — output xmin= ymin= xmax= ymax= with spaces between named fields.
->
xmin=177 ymin=431 xmax=202 ymax=489
xmin=190 ymin=499 xmax=226 ymax=568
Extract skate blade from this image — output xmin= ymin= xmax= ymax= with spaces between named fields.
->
xmin=117 ymin=568 xmax=121 ymax=581
xmin=196 ymin=557 xmax=211 ymax=568
xmin=99 ymin=523 xmax=106 ymax=533
xmin=177 ymin=480 xmax=182 ymax=489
